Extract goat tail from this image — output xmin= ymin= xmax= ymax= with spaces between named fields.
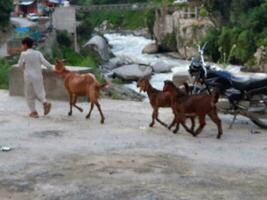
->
xmin=97 ymin=81 xmax=111 ymax=90
xmin=211 ymin=90 xmax=220 ymax=105
xmin=182 ymin=82 xmax=191 ymax=94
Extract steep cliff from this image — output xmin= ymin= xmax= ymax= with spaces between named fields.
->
xmin=153 ymin=8 xmax=213 ymax=59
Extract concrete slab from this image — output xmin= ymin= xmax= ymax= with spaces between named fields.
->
xmin=9 ymin=65 xmax=91 ymax=101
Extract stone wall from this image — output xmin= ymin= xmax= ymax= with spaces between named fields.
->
xmin=9 ymin=65 xmax=91 ymax=101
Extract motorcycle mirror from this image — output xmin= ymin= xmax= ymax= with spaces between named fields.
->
xmin=201 ymin=42 xmax=208 ymax=51
xmin=198 ymin=44 xmax=201 ymax=53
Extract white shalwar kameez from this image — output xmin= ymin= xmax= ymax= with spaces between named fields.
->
xmin=18 ymin=49 xmax=53 ymax=112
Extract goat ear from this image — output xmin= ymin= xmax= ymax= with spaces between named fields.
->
xmin=56 ymin=59 xmax=65 ymax=63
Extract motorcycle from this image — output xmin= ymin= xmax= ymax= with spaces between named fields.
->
xmin=188 ymin=43 xmax=267 ymax=129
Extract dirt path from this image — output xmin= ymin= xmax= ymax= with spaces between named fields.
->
xmin=0 ymin=90 xmax=267 ymax=200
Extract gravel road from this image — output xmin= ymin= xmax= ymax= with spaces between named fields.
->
xmin=0 ymin=90 xmax=267 ymax=200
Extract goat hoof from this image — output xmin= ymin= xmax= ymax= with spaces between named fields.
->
xmin=80 ymin=109 xmax=83 ymax=113
xmin=101 ymin=120 xmax=104 ymax=124
xmin=86 ymin=115 xmax=90 ymax=119
xmin=68 ymin=112 xmax=72 ymax=116
xmin=149 ymin=123 xmax=154 ymax=127
xmin=173 ymin=131 xmax=178 ymax=134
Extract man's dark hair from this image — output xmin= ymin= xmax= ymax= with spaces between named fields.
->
xmin=22 ymin=37 xmax=34 ymax=48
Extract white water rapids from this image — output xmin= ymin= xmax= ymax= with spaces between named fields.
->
xmin=104 ymin=33 xmax=191 ymax=93
xmin=104 ymin=33 xmax=246 ymax=95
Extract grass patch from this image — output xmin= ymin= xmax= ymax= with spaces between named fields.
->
xmin=51 ymin=47 xmax=104 ymax=81
xmin=0 ymin=58 xmax=12 ymax=89
xmin=162 ymin=32 xmax=177 ymax=51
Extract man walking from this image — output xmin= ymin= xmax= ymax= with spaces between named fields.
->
xmin=18 ymin=37 xmax=53 ymax=118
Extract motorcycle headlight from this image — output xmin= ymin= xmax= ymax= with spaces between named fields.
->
xmin=189 ymin=63 xmax=202 ymax=76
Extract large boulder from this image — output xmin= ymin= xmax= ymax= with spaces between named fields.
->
xmin=172 ymin=70 xmax=190 ymax=87
xmin=102 ymin=84 xmax=144 ymax=101
xmin=254 ymin=46 xmax=267 ymax=72
xmin=102 ymin=56 xmax=132 ymax=72
xmin=113 ymin=64 xmax=152 ymax=81
xmin=153 ymin=8 xmax=213 ymax=58
xmin=94 ymin=20 xmax=114 ymax=33
xmin=142 ymin=43 xmax=159 ymax=54
xmin=83 ymin=35 xmax=112 ymax=61
xmin=151 ymin=61 xmax=173 ymax=73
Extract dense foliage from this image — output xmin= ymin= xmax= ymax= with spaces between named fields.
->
xmin=76 ymin=8 xmax=155 ymax=43
xmin=56 ymin=31 xmax=72 ymax=47
xmin=202 ymin=0 xmax=267 ymax=66
xmin=70 ymin=0 xmax=168 ymax=5
xmin=0 ymin=0 xmax=13 ymax=30
xmin=92 ymin=0 xmax=151 ymax=4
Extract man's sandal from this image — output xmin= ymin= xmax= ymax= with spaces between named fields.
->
xmin=29 ymin=111 xmax=39 ymax=118
xmin=43 ymin=102 xmax=52 ymax=116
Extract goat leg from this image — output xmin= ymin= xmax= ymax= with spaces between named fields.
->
xmin=173 ymin=123 xmax=180 ymax=134
xmin=190 ymin=117 xmax=196 ymax=133
xmin=154 ymin=108 xmax=168 ymax=127
xmin=156 ymin=118 xmax=168 ymax=128
xmin=193 ymin=115 xmax=206 ymax=137
xmin=208 ymin=110 xmax=223 ymax=139
xmin=149 ymin=110 xmax=156 ymax=127
xmin=168 ymin=117 xmax=176 ymax=130
xmin=86 ymin=103 xmax=94 ymax=119
xmin=96 ymin=102 xmax=105 ymax=124
xmin=156 ymin=111 xmax=168 ymax=128
xmin=181 ymin=122 xmax=195 ymax=136
xmin=175 ymin=113 xmax=194 ymax=135
xmin=72 ymin=95 xmax=83 ymax=113
xmin=68 ymin=94 xmax=73 ymax=116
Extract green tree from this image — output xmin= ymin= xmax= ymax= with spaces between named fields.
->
xmin=233 ymin=30 xmax=256 ymax=64
xmin=202 ymin=0 xmax=267 ymax=67
xmin=202 ymin=0 xmax=232 ymax=25
xmin=0 ymin=0 xmax=13 ymax=29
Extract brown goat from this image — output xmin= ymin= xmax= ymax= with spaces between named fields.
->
xmin=167 ymin=81 xmax=195 ymax=134
xmin=163 ymin=80 xmax=223 ymax=139
xmin=137 ymin=78 xmax=171 ymax=128
xmin=137 ymin=78 xmax=194 ymax=131
xmin=55 ymin=60 xmax=108 ymax=124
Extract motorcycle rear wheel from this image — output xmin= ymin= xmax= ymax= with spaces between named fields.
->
xmin=247 ymin=112 xmax=267 ymax=129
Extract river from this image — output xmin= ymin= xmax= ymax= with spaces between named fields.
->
xmin=104 ymin=33 xmax=243 ymax=95
xmin=104 ymin=33 xmax=192 ymax=93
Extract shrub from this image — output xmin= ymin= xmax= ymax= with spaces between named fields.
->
xmin=0 ymin=58 xmax=11 ymax=89
xmin=162 ymin=32 xmax=177 ymax=51
xmin=145 ymin=9 xmax=156 ymax=35
xmin=202 ymin=28 xmax=220 ymax=62
xmin=199 ymin=7 xmax=208 ymax=18
xmin=77 ymin=19 xmax=93 ymax=44
xmin=232 ymin=30 xmax=256 ymax=64
xmin=56 ymin=31 xmax=72 ymax=47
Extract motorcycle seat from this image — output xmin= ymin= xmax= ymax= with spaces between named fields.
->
xmin=231 ymin=75 xmax=267 ymax=91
